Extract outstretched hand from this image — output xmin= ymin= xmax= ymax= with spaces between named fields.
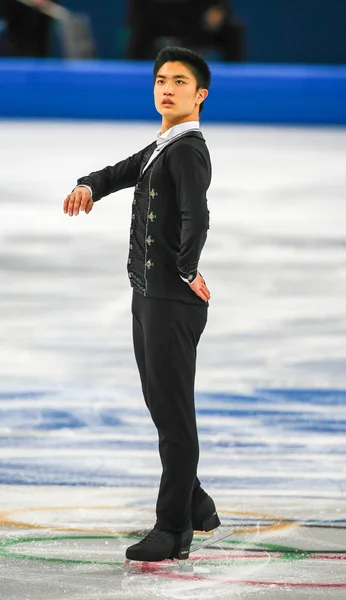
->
xmin=189 ymin=272 xmax=211 ymax=302
xmin=63 ymin=186 xmax=94 ymax=216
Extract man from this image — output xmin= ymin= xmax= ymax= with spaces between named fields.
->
xmin=126 ymin=0 xmax=244 ymax=62
xmin=63 ymin=46 xmax=220 ymax=562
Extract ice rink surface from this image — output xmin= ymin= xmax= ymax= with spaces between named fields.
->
xmin=0 ymin=121 xmax=346 ymax=598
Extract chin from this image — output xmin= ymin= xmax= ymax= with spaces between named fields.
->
xmin=162 ymin=106 xmax=177 ymax=114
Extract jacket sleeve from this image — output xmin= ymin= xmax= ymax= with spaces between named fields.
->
xmin=76 ymin=143 xmax=154 ymax=202
xmin=167 ymin=142 xmax=211 ymax=282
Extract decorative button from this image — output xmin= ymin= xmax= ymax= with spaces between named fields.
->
xmin=149 ymin=189 xmax=158 ymax=199
xmin=188 ymin=274 xmax=194 ymax=281
xmin=130 ymin=244 xmax=133 ymax=249
xmin=146 ymin=259 xmax=154 ymax=269
xmin=128 ymin=258 xmax=132 ymax=264
xmin=133 ymin=198 xmax=136 ymax=205
xmin=129 ymin=273 xmax=132 ymax=278
xmin=130 ymin=228 xmax=133 ymax=234
xmin=146 ymin=235 xmax=154 ymax=246
xmin=135 ymin=184 xmax=140 ymax=191
xmin=132 ymin=214 xmax=135 ymax=220
xmin=148 ymin=212 xmax=156 ymax=222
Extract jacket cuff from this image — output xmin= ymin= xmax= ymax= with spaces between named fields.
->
xmin=74 ymin=184 xmax=93 ymax=198
xmin=178 ymin=268 xmax=198 ymax=284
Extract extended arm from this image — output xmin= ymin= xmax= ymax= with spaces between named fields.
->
xmin=77 ymin=143 xmax=154 ymax=202
xmin=63 ymin=142 xmax=155 ymax=216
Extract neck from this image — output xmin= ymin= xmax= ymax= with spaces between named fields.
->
xmin=161 ymin=114 xmax=199 ymax=134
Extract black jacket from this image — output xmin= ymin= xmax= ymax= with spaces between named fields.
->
xmin=77 ymin=130 xmax=211 ymax=304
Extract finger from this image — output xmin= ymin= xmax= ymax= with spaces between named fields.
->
xmin=63 ymin=195 xmax=70 ymax=213
xmin=85 ymin=199 xmax=93 ymax=214
xmin=80 ymin=192 xmax=91 ymax=211
xmin=68 ymin=194 xmax=76 ymax=216
xmin=201 ymin=285 xmax=211 ymax=299
xmin=73 ymin=193 xmax=82 ymax=215
xmin=197 ymin=289 xmax=209 ymax=302
xmin=201 ymin=284 xmax=211 ymax=297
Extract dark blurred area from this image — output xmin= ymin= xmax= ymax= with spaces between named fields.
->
xmin=0 ymin=0 xmax=51 ymax=57
xmin=0 ymin=0 xmax=95 ymax=58
xmin=126 ymin=0 xmax=244 ymax=62
xmin=0 ymin=0 xmax=345 ymax=63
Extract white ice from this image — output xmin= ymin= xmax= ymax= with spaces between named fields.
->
xmin=0 ymin=122 xmax=345 ymax=599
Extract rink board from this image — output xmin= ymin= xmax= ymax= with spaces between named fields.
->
xmin=0 ymin=60 xmax=346 ymax=124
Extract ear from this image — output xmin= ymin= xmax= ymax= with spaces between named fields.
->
xmin=196 ymin=88 xmax=209 ymax=105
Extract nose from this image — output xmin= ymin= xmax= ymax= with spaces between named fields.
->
xmin=163 ymin=82 xmax=174 ymax=95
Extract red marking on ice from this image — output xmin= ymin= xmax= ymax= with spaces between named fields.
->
xmin=189 ymin=553 xmax=279 ymax=560
xmin=127 ymin=553 xmax=346 ymax=586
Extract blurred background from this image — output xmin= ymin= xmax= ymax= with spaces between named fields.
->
xmin=1 ymin=0 xmax=346 ymax=63
xmin=0 ymin=0 xmax=345 ymax=124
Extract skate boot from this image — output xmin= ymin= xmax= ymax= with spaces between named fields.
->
xmin=126 ymin=526 xmax=193 ymax=562
xmin=192 ymin=494 xmax=221 ymax=532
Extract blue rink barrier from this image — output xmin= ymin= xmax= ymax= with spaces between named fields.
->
xmin=0 ymin=60 xmax=345 ymax=125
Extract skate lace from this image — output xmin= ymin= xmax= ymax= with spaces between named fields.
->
xmin=138 ymin=527 xmax=166 ymax=547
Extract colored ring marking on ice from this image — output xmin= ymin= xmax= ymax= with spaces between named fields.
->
xmin=0 ymin=505 xmax=297 ymax=535
xmin=0 ymin=535 xmax=345 ymax=588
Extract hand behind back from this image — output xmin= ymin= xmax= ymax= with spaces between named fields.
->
xmin=189 ymin=272 xmax=211 ymax=302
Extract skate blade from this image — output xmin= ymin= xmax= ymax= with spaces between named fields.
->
xmin=190 ymin=526 xmax=233 ymax=554
xmin=124 ymin=558 xmax=193 ymax=574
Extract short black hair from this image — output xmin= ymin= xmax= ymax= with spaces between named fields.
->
xmin=153 ymin=46 xmax=211 ymax=114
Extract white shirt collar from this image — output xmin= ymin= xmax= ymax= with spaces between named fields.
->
xmin=156 ymin=121 xmax=200 ymax=147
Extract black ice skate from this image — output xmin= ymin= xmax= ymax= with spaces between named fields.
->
xmin=192 ymin=494 xmax=221 ymax=531
xmin=125 ymin=526 xmax=193 ymax=562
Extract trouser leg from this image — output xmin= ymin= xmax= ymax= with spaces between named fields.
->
xmin=132 ymin=291 xmax=207 ymax=532
xmin=132 ymin=310 xmax=149 ymax=407
xmin=192 ymin=476 xmax=209 ymax=505
xmin=132 ymin=311 xmax=210 ymax=514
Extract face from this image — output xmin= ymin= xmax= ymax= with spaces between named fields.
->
xmin=154 ymin=61 xmax=208 ymax=126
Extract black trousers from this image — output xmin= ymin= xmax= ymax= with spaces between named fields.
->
xmin=132 ymin=290 xmax=208 ymax=532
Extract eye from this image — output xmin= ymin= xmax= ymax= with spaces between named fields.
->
xmin=157 ymin=79 xmax=164 ymax=84
xmin=176 ymin=80 xmax=185 ymax=84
